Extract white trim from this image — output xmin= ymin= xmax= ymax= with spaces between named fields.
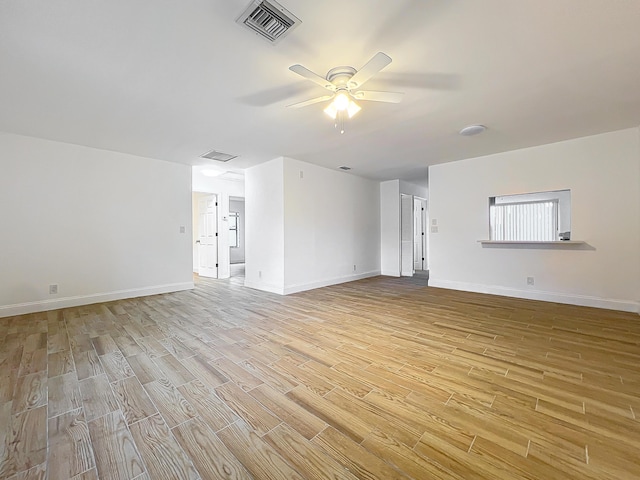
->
xmin=380 ymin=270 xmax=401 ymax=278
xmin=478 ymin=240 xmax=586 ymax=245
xmin=429 ymin=279 xmax=639 ymax=313
xmin=0 ymin=282 xmax=194 ymax=318
xmin=243 ymin=280 xmax=285 ymax=295
xmin=283 ymin=270 xmax=380 ymax=295
xmin=245 ymin=271 xmax=381 ymax=296
xmin=381 ymin=271 xmax=401 ymax=277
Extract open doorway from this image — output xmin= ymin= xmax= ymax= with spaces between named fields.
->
xmin=400 ymin=193 xmax=429 ymax=281
xmin=229 ymin=196 xmax=245 ymax=285
xmin=192 ymin=166 xmax=245 ymax=282
xmin=401 ymin=194 xmax=413 ymax=276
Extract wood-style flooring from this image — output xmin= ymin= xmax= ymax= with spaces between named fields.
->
xmin=1 ymin=275 xmax=639 ymax=479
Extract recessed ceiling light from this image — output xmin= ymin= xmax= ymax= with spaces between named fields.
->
xmin=459 ymin=125 xmax=487 ymax=136
xmin=201 ymin=169 xmax=225 ymax=177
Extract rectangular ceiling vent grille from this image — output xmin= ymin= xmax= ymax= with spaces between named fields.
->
xmin=236 ymin=0 xmax=301 ymax=44
xmin=200 ymin=150 xmax=238 ymax=162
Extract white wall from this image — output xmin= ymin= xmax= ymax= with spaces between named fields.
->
xmin=0 ymin=132 xmax=193 ymax=317
xmin=282 ymin=157 xmax=380 ymax=294
xmin=229 ymin=198 xmax=245 ymax=264
xmin=380 ymin=180 xmax=401 ymax=276
xmin=192 ymin=173 xmax=244 ymax=197
xmin=244 ymin=158 xmax=285 ymax=294
xmin=429 ymin=128 xmax=640 ymax=312
xmin=245 ymin=157 xmax=380 ymax=295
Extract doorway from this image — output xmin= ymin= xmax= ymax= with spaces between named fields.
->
xmin=401 ymin=194 xmax=428 ymax=279
xmin=401 ymin=194 xmax=413 ymax=276
xmin=229 ymin=196 xmax=245 ymax=285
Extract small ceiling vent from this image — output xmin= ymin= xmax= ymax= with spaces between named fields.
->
xmin=200 ymin=150 xmax=238 ymax=162
xmin=338 ymin=166 xmax=352 ymax=171
xmin=236 ymin=0 xmax=301 ymax=44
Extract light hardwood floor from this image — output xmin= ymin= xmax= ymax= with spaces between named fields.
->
xmin=1 ymin=275 xmax=639 ymax=479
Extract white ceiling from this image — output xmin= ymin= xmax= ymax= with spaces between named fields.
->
xmin=1 ymin=0 xmax=640 ymax=181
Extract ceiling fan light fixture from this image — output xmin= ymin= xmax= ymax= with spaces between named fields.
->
xmin=346 ymin=100 xmax=361 ymax=118
xmin=289 ymin=52 xmax=398 ymax=133
xmin=324 ymin=95 xmax=361 ymax=120
xmin=333 ymin=91 xmax=350 ymax=111
xmin=323 ymin=102 xmax=338 ymax=119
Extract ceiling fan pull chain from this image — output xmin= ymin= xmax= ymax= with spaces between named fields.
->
xmin=334 ymin=110 xmax=344 ymax=133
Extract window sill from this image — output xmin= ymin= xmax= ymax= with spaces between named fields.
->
xmin=478 ymin=240 xmax=585 ymax=245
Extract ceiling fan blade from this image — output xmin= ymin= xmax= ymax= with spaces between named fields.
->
xmin=352 ymin=90 xmax=404 ymax=103
xmin=289 ymin=65 xmax=335 ymax=91
xmin=286 ymin=94 xmax=334 ymax=109
xmin=348 ymin=52 xmax=392 ymax=89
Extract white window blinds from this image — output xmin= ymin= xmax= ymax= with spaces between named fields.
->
xmin=490 ymin=200 xmax=558 ymax=241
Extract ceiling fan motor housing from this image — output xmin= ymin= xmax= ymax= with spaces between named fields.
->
xmin=326 ymin=66 xmax=357 ymax=87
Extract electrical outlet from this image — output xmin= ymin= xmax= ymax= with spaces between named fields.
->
xmin=299 ymin=170 xmax=304 ymax=179
xmin=258 ymin=271 xmax=262 ymax=279
xmin=49 ymin=284 xmax=58 ymax=294
xmin=430 ymin=226 xmax=439 ymax=233
xmin=353 ymin=264 xmax=356 ymax=272
xmin=179 ymin=226 xmax=185 ymax=233
xmin=527 ymin=277 xmax=534 ymax=285
xmin=431 ymin=218 xmax=438 ymax=226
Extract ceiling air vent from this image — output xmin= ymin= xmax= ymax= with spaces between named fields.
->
xmin=339 ymin=166 xmax=352 ymax=171
xmin=200 ymin=150 xmax=238 ymax=162
xmin=236 ymin=0 xmax=301 ymax=45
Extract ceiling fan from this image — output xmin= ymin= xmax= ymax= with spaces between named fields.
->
xmin=287 ymin=52 xmax=404 ymax=133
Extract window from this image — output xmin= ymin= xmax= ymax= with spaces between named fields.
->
xmin=229 ymin=212 xmax=239 ymax=248
xmin=489 ymin=190 xmax=571 ymax=241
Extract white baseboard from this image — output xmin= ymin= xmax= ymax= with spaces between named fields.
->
xmin=244 ymin=271 xmax=381 ymax=296
xmin=0 ymin=282 xmax=194 ymax=318
xmin=243 ymin=280 xmax=285 ymax=295
xmin=381 ymin=269 xmax=401 ymax=277
xmin=283 ymin=270 xmax=381 ymax=295
xmin=429 ymin=279 xmax=639 ymax=313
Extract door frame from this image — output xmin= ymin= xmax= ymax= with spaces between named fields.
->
xmin=413 ymin=196 xmax=427 ymax=271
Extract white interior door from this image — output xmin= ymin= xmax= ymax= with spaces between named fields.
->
xmin=414 ymin=198 xmax=425 ymax=271
xmin=198 ymin=195 xmax=218 ymax=278
xmin=400 ymin=194 xmax=414 ymax=276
